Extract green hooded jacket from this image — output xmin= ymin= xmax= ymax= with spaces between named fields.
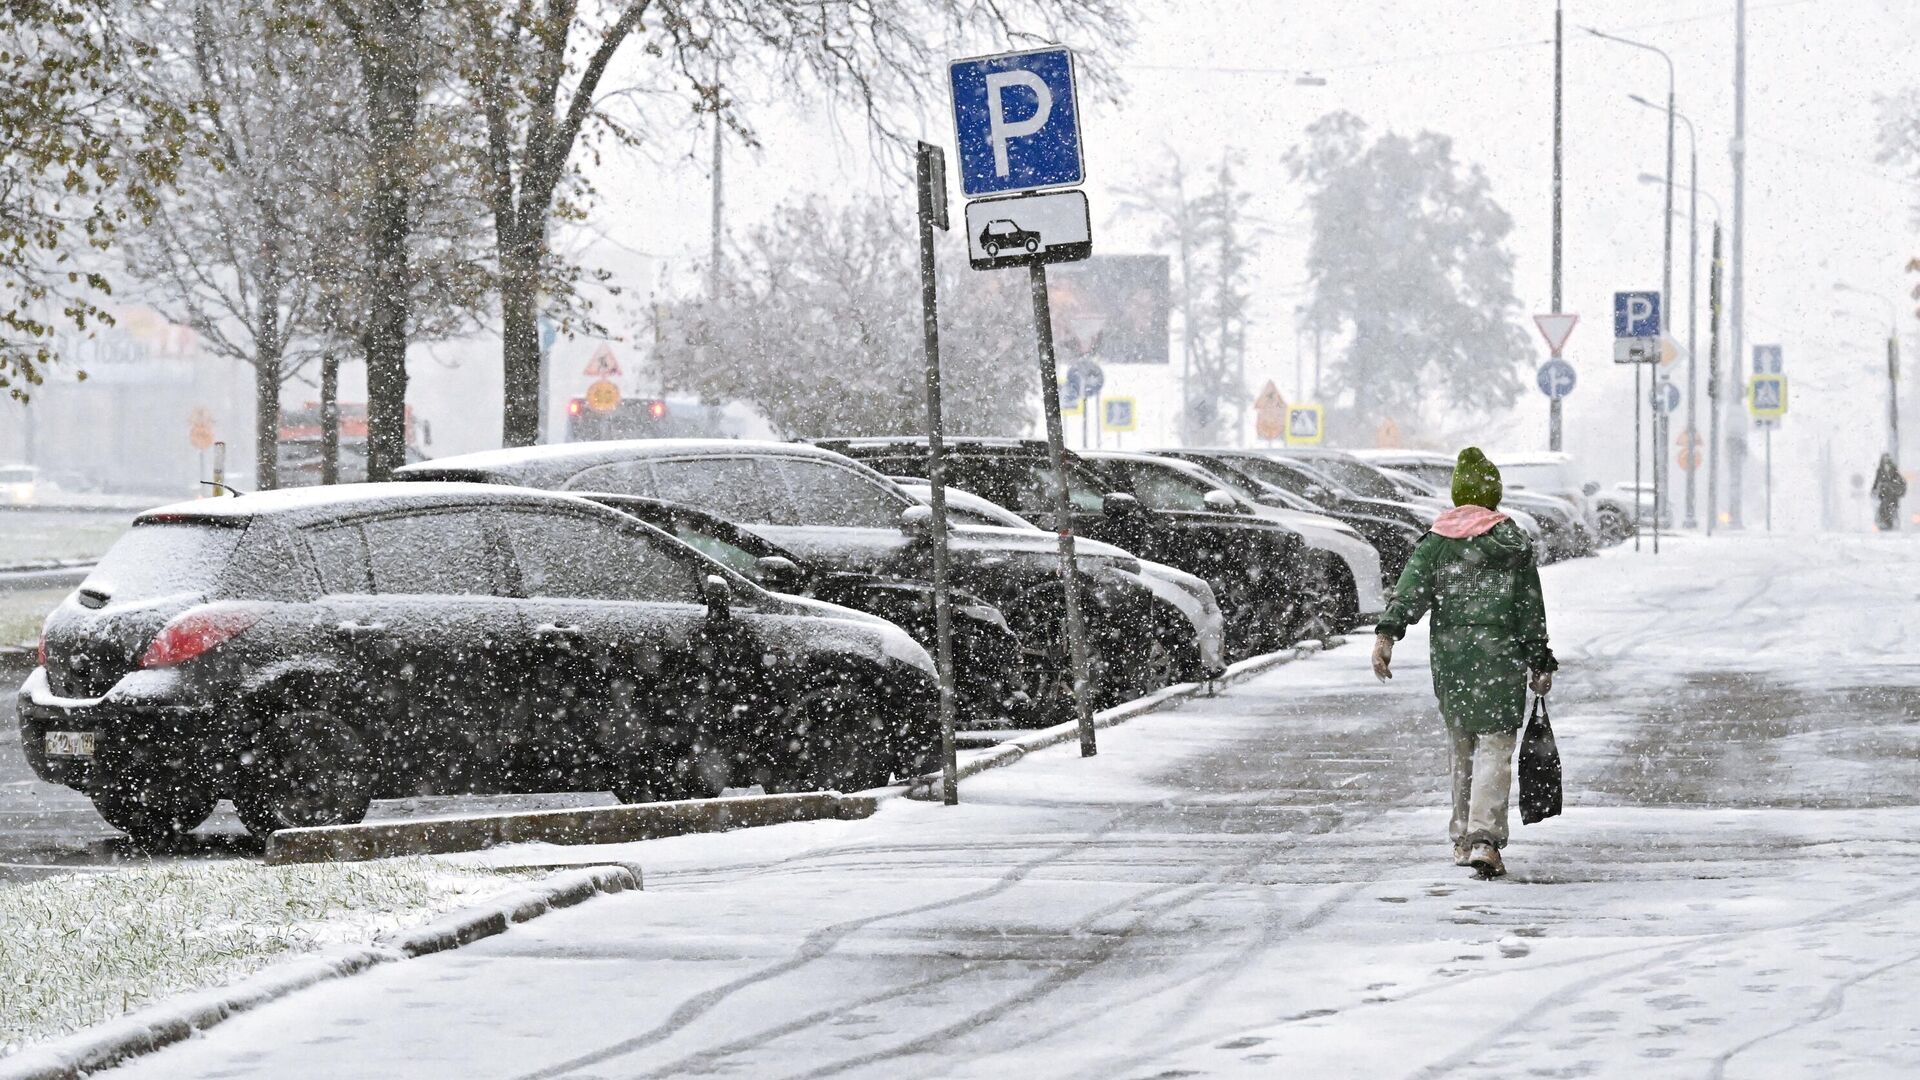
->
xmin=1376 ymin=518 xmax=1558 ymax=734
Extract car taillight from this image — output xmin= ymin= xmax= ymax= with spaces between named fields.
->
xmin=37 ymin=631 xmax=47 ymax=668
xmin=140 ymin=607 xmax=259 ymax=668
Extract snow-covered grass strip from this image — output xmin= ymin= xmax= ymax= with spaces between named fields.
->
xmin=0 ymin=859 xmax=535 ymax=1056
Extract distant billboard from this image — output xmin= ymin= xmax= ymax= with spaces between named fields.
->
xmin=1045 ymin=254 xmax=1170 ymax=365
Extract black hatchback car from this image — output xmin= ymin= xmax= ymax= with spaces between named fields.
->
xmin=814 ymin=437 xmax=1314 ymax=660
xmin=18 ymin=484 xmax=939 ymax=845
xmin=398 ymin=441 xmax=1178 ymax=725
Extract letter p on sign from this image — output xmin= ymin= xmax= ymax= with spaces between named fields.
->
xmin=949 ymin=47 xmax=1084 ymax=198
xmin=984 ymin=70 xmax=1051 ymax=178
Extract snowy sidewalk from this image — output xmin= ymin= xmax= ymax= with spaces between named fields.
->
xmin=104 ymin=535 xmax=1920 ymax=1079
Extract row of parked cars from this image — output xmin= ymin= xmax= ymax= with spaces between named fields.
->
xmin=17 ymin=438 xmax=1608 ymax=846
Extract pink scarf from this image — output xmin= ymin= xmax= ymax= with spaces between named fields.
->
xmin=1431 ymin=505 xmax=1509 ymax=539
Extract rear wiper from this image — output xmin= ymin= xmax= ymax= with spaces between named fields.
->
xmin=200 ymin=480 xmax=248 ymax=496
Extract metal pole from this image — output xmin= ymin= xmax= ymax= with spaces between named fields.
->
xmin=708 ymin=75 xmax=724 ymax=301
xmin=1729 ymin=0 xmax=1747 ymax=529
xmin=1655 ymin=86 xmax=1674 ymax=553
xmin=1706 ymin=223 xmax=1723 ymax=535
xmin=1765 ymin=424 xmax=1773 ymax=532
xmin=1635 ymin=360 xmax=1643 ymax=551
xmin=1551 ymin=0 xmax=1565 ymax=451
xmin=1030 ymin=262 xmax=1097 ymax=758
xmin=913 ymin=144 xmax=959 ymax=805
xmin=1683 ymin=140 xmax=1699 ymax=528
xmin=1890 ymin=332 xmax=1901 ymax=464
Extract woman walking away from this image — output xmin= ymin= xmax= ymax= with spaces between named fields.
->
xmin=1370 ymin=448 xmax=1557 ymax=879
xmin=1871 ymin=453 xmax=1906 ymax=532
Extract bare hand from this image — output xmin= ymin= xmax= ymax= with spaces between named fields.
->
xmin=1372 ymin=635 xmax=1393 ymax=682
xmin=1530 ymin=670 xmax=1554 ymax=696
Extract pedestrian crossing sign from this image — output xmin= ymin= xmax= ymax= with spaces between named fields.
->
xmin=1102 ymin=396 xmax=1137 ymax=432
xmin=1747 ymin=374 xmax=1787 ymax=419
xmin=1286 ymin=404 xmax=1325 ymax=445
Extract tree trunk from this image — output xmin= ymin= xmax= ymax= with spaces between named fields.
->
xmin=499 ymin=229 xmax=543 ymax=447
xmin=320 ymin=349 xmax=340 ymax=485
xmin=350 ymin=1 xmax=424 ymax=482
xmin=253 ymin=245 xmax=284 ymax=490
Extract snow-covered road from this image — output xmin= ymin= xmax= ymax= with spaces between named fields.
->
xmin=105 ymin=535 xmax=1920 ymax=1079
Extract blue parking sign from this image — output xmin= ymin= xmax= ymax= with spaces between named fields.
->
xmin=949 ymin=47 xmax=1083 ymax=198
xmin=1613 ymin=291 xmax=1661 ymax=338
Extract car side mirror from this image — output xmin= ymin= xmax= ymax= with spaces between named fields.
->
xmin=899 ymin=504 xmax=934 ymax=537
xmin=1582 ymin=481 xmax=1601 ymax=496
xmin=703 ymin=574 xmax=732 ymax=622
xmin=1203 ymin=489 xmax=1238 ymax=511
xmin=1101 ymin=492 xmax=1139 ymax=517
xmin=754 ymin=555 xmax=804 ymax=592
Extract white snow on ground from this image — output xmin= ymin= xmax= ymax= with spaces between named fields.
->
xmin=0 ymin=860 xmax=532 ymax=1054
xmin=102 ymin=534 xmax=1920 ymax=1079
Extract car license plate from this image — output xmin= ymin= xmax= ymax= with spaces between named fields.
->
xmin=45 ymin=731 xmax=96 ymax=758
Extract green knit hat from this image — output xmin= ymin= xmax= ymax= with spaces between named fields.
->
xmin=1452 ymin=447 xmax=1503 ymax=509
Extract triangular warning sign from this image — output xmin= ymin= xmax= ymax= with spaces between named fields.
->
xmin=583 ymin=343 xmax=622 ymax=378
xmin=1254 ymin=380 xmax=1287 ymax=412
xmin=1533 ymin=313 xmax=1579 ymax=355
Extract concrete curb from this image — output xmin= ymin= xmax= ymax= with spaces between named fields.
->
xmin=265 ymin=791 xmax=877 ymax=865
xmin=0 ymin=864 xmax=640 ymax=1080
xmin=904 ymin=637 xmax=1341 ymax=799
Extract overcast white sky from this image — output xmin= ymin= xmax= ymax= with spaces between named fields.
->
xmin=433 ymin=0 xmax=1920 ymax=530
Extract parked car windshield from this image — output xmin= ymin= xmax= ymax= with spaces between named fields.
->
xmin=82 ymin=522 xmax=241 ymax=604
xmin=768 ymin=458 xmax=908 ymax=528
xmin=647 ymin=457 xmax=796 ymax=525
xmin=670 ymin=523 xmax=770 ymax=578
xmin=1126 ymin=461 xmax=1226 ymax=512
xmin=1296 ymin=456 xmax=1399 ymax=500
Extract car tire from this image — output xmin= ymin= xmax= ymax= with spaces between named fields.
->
xmin=611 ymin=700 xmax=733 ymax=804
xmin=759 ymin=678 xmax=895 ymax=793
xmin=234 ymin=701 xmax=375 ymax=839
xmin=984 ymin=241 xmax=1000 ymax=257
xmin=1594 ymin=506 xmax=1631 ymax=547
xmin=89 ymin=742 xmax=216 ymax=848
xmin=1024 ymin=237 xmax=1039 ymax=253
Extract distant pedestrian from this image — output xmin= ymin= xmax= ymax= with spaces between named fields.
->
xmin=1871 ymin=453 xmax=1907 ymax=532
xmin=1370 ymin=448 xmax=1557 ymax=879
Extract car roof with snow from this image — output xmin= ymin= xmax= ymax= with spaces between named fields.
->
xmin=396 ymin=438 xmax=868 ymax=488
xmin=134 ymin=481 xmax=611 ymax=528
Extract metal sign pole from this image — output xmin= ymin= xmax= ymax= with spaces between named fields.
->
xmin=1634 ymin=363 xmax=1643 ymax=551
xmin=914 ymin=143 xmax=960 ymax=805
xmin=1710 ymin=282 xmax=1724 ymax=537
xmin=1549 ymin=0 xmax=1564 ymax=451
xmin=1765 ymin=424 xmax=1773 ymax=533
xmin=1030 ymin=261 xmax=1096 ymax=758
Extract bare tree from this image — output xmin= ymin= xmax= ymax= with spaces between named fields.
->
xmin=656 ymin=198 xmax=1034 ymax=439
xmin=448 ymin=0 xmax=1135 ymax=449
xmin=1117 ymin=150 xmax=1260 ymax=445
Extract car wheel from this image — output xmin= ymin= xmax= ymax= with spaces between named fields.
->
xmin=984 ymin=241 xmax=1000 ymax=257
xmin=1016 ymin=625 xmax=1109 ymax=727
xmin=234 ymin=704 xmax=375 ymax=839
xmin=1594 ymin=506 xmax=1631 ymax=546
xmin=1024 ymin=237 xmax=1039 ymax=253
xmin=612 ymin=719 xmax=732 ymax=804
xmin=90 ymin=742 xmax=215 ymax=848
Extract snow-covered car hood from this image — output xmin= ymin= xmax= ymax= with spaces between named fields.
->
xmin=1246 ymin=504 xmax=1385 ymax=614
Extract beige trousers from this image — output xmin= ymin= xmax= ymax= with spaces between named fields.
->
xmin=1448 ymin=727 xmax=1518 ymax=849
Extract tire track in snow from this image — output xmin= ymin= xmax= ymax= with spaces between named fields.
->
xmin=1706 ymin=948 xmax=1920 ymax=1080
xmin=508 ymin=810 xmax=1152 ymax=1080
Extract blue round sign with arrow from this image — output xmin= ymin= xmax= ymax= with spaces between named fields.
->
xmin=1651 ymin=380 xmax=1681 ymax=413
xmin=1536 ymin=358 xmax=1577 ymax=399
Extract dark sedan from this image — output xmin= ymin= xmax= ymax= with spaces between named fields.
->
xmin=398 ymin=440 xmax=1169 ymax=726
xmin=17 ymin=484 xmax=939 ymax=845
xmin=814 ymin=437 xmax=1315 ymax=660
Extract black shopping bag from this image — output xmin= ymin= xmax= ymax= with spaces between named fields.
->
xmin=1518 ymin=696 xmax=1563 ymax=825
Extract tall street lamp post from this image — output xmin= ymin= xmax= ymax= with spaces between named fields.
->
xmin=1589 ymin=27 xmax=1676 ymax=551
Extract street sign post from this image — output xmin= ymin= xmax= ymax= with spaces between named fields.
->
xmin=912 ymin=142 xmax=961 ymax=805
xmin=1748 ymin=370 xmax=1787 ymax=534
xmin=1615 ymin=290 xmax=1663 ymax=553
xmin=1286 ymin=404 xmax=1325 ymax=445
xmin=948 ymin=47 xmax=1084 ymax=198
xmin=953 ymin=46 xmax=1095 ymax=758
xmin=1537 ymin=358 xmax=1577 ymax=399
xmin=1535 ymin=313 xmax=1578 ymax=450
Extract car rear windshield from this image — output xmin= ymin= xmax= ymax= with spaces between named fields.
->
xmin=82 ymin=521 xmax=242 ymax=604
